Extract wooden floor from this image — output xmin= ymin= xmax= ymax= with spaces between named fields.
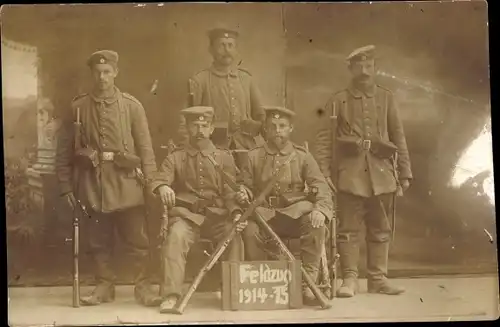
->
xmin=8 ymin=276 xmax=499 ymax=325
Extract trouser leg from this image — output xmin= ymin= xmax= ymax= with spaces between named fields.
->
xmin=336 ymin=192 xmax=366 ymax=297
xmin=298 ymin=213 xmax=326 ymax=304
xmin=161 ymin=217 xmax=198 ymax=299
xmin=299 ymin=213 xmax=325 ymax=282
xmin=116 ymin=206 xmax=163 ymax=306
xmin=87 ymin=211 xmax=116 ymax=285
xmin=241 ymin=220 xmax=269 ymax=261
xmin=365 ymin=194 xmax=404 ymax=295
xmin=337 ymin=192 xmax=365 ymax=279
xmin=81 ymin=211 xmax=116 ymax=305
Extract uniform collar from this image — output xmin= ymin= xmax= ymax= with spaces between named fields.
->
xmin=90 ymin=86 xmax=120 ymax=104
xmin=264 ymin=141 xmax=294 ymax=156
xmin=210 ymin=64 xmax=238 ymax=78
xmin=347 ymin=82 xmax=376 ymax=98
xmin=185 ymin=139 xmax=217 ymax=157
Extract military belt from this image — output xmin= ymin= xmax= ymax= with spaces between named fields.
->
xmin=100 ymin=151 xmax=115 ymax=162
xmin=362 ymin=139 xmax=371 ymax=151
xmin=267 ymin=196 xmax=287 ymax=209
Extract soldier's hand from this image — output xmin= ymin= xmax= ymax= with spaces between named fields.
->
xmin=157 ymin=185 xmax=176 ymax=207
xmin=400 ymin=179 xmax=410 ymax=192
xmin=64 ymin=192 xmax=77 ymax=210
xmin=235 ymin=187 xmax=250 ymax=204
xmin=233 ymin=213 xmax=248 ymax=232
xmin=311 ymin=210 xmax=326 ymax=228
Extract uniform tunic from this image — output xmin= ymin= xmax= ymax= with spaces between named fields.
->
xmin=179 ymin=65 xmax=265 ymax=150
xmin=241 ymin=141 xmax=333 ymax=220
xmin=56 ymin=87 xmax=157 ymax=213
xmin=315 ymin=84 xmax=413 ymax=198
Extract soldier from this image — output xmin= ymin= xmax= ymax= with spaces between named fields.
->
xmin=314 ymin=45 xmax=413 ymax=298
xmin=149 ymin=106 xmax=246 ymax=314
xmin=236 ymin=106 xmax=333 ymax=305
xmin=180 ymin=26 xmax=265 ymax=169
xmin=55 ymin=50 xmax=161 ymax=306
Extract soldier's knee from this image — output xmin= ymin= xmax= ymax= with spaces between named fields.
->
xmin=366 ymin=229 xmax=391 ymax=243
xmin=241 ymin=221 xmax=260 ymax=241
xmin=337 ymin=232 xmax=360 ymax=243
xmin=168 ymin=218 xmax=195 ymax=247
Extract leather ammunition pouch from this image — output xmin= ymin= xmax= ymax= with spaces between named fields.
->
xmin=175 ymin=192 xmax=223 ymax=215
xmin=370 ymin=139 xmax=398 ymax=159
xmin=74 ymin=147 xmax=99 ymax=168
xmin=211 ymin=123 xmax=230 ymax=148
xmin=269 ymin=190 xmax=317 ymax=208
xmin=205 ymin=207 xmax=229 ymax=220
xmin=240 ymin=119 xmax=262 ymax=137
xmin=337 ymin=136 xmax=362 ymax=156
xmin=114 ymin=151 xmax=141 ymax=169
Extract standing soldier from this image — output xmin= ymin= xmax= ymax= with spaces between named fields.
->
xmin=149 ymin=106 xmax=246 ymax=314
xmin=180 ymin=27 xmax=265 ymax=169
xmin=236 ymin=106 xmax=333 ymax=305
xmin=314 ymin=45 xmax=413 ymax=298
xmin=56 ymin=50 xmax=161 ymax=306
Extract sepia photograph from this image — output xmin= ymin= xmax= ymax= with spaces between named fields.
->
xmin=2 ymin=1 xmax=497 ymax=325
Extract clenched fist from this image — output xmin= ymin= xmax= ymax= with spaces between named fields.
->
xmin=233 ymin=213 xmax=248 ymax=232
xmin=157 ymin=185 xmax=176 ymax=207
xmin=235 ymin=186 xmax=250 ymax=204
xmin=310 ymin=210 xmax=326 ymax=228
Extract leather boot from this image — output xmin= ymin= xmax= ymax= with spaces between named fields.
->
xmin=133 ymin=250 xmax=162 ymax=307
xmin=160 ymin=294 xmax=179 ymax=314
xmin=366 ymin=241 xmax=405 ymax=295
xmin=336 ymin=237 xmax=360 ymax=298
xmin=80 ymin=282 xmax=115 ymax=306
xmin=81 ymin=251 xmax=116 ymax=306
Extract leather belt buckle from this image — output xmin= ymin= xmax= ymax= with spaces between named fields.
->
xmin=362 ymin=140 xmax=371 ymax=151
xmin=101 ymin=152 xmax=115 ymax=161
xmin=268 ymin=196 xmax=278 ymax=208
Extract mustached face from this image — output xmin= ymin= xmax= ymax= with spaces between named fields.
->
xmin=91 ymin=63 xmax=118 ymax=91
xmin=349 ymin=59 xmax=375 ymax=84
xmin=265 ymin=117 xmax=293 ymax=147
xmin=209 ymin=37 xmax=237 ymax=67
xmin=187 ymin=120 xmax=214 ymax=141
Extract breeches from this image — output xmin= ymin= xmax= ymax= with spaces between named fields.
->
xmin=241 ymin=213 xmax=326 ymax=274
xmin=161 ymin=216 xmax=242 ymax=297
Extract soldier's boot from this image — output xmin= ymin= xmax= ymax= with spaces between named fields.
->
xmin=302 ymin=265 xmax=320 ymax=306
xmin=336 ymin=237 xmax=360 ymax=298
xmin=366 ymin=241 xmax=405 ymax=295
xmin=80 ymin=281 xmax=115 ymax=306
xmin=81 ymin=253 xmax=116 ymax=306
xmin=133 ymin=251 xmax=162 ymax=307
xmin=160 ymin=294 xmax=180 ymax=314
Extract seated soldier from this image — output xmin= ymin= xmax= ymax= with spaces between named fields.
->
xmin=150 ymin=106 xmax=247 ymax=314
xmin=236 ymin=106 xmax=334 ymax=305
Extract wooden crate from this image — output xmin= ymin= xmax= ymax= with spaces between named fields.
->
xmin=221 ymin=260 xmax=303 ymax=311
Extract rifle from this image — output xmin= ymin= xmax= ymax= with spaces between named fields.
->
xmin=205 ymin=149 xmax=331 ymax=309
xmin=172 ymin=152 xmax=297 ymax=314
xmin=327 ymin=101 xmax=340 ymax=300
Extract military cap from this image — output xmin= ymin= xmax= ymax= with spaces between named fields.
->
xmin=264 ymin=106 xmax=296 ymax=120
xmin=208 ymin=27 xmax=239 ymax=42
xmin=346 ymin=45 xmax=376 ymax=63
xmin=87 ymin=50 xmax=119 ymax=68
xmin=181 ymin=106 xmax=215 ymax=123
